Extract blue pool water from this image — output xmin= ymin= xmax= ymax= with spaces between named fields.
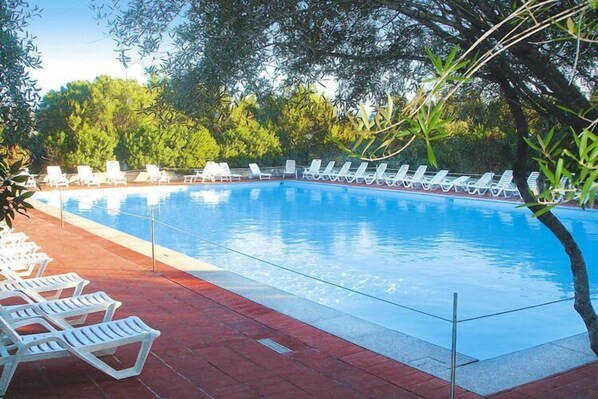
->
xmin=37 ymin=182 xmax=598 ymax=360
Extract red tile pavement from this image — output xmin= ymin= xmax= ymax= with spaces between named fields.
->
xmin=7 ymin=208 xmax=598 ymax=398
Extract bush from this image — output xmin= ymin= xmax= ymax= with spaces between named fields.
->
xmin=124 ymin=121 xmax=219 ymax=169
xmin=219 ymin=125 xmax=282 ymax=167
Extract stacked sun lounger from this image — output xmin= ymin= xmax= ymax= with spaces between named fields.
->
xmin=298 ymin=159 xmax=547 ymax=200
xmin=0 ymin=226 xmax=160 ymax=396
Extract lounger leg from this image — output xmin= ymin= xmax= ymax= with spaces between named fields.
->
xmin=83 ymin=337 xmax=155 ymax=379
xmin=73 ymin=281 xmax=86 ymax=297
xmin=35 ymin=259 xmax=49 ymax=278
xmin=0 ymin=360 xmax=19 ymax=396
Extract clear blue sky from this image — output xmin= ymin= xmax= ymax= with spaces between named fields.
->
xmin=28 ymin=0 xmax=146 ymax=94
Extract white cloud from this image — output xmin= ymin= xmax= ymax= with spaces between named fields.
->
xmin=31 ymin=55 xmax=147 ymax=95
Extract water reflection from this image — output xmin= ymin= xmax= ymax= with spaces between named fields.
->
xmin=190 ymin=189 xmax=231 ymax=205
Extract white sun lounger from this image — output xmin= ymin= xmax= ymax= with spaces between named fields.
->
xmin=106 ymin=161 xmax=127 ymax=185
xmin=523 ymin=171 xmax=541 ymax=197
xmin=249 ymin=163 xmax=272 ymax=180
xmin=385 ymin=165 xmax=409 ymax=186
xmin=365 ymin=163 xmax=388 ymax=185
xmin=0 ymin=314 xmax=160 ymax=396
xmin=0 ymin=253 xmax=52 ymax=278
xmin=403 ymin=165 xmax=428 ymax=188
xmin=0 ymin=272 xmax=89 ymax=301
xmin=490 ymin=170 xmax=517 ymax=197
xmin=313 ymin=161 xmax=335 ymax=180
xmin=219 ymin=162 xmax=242 ymax=181
xmin=328 ymin=162 xmax=352 ymax=181
xmin=302 ymin=159 xmax=322 ymax=180
xmin=1 ymin=290 xmax=121 ymax=327
xmin=440 ymin=176 xmax=470 ymax=192
xmin=466 ymin=172 xmax=494 ymax=195
xmin=421 ymin=170 xmax=449 ymax=191
xmin=46 ymin=166 xmax=69 ymax=188
xmin=188 ymin=161 xmax=218 ymax=182
xmin=0 ymin=242 xmax=39 ymax=257
xmin=76 ymin=165 xmax=101 ymax=187
xmin=146 ymin=164 xmax=171 ymax=184
xmin=0 ymin=233 xmax=29 ymax=248
xmin=282 ymin=160 xmax=298 ymax=179
xmin=346 ymin=162 xmax=369 ymax=183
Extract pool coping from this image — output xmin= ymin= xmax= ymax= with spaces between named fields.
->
xmin=30 ymin=183 xmax=597 ymax=396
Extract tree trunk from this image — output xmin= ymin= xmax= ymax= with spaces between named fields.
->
xmin=500 ymin=79 xmax=598 ymax=356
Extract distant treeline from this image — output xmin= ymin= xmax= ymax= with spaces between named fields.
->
xmin=7 ymin=76 xmax=548 ymax=173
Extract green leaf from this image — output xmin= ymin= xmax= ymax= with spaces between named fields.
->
xmin=523 ymin=137 xmax=540 ymax=152
xmin=566 ymin=17 xmax=576 ymax=34
xmin=555 ymin=158 xmax=564 ymax=182
xmin=532 ymin=204 xmax=556 ymax=218
xmin=16 ymin=191 xmax=35 ymax=201
xmin=426 ymin=143 xmax=438 ymax=168
xmin=359 ymin=103 xmax=371 ymax=130
xmin=539 ymin=163 xmax=554 ymax=182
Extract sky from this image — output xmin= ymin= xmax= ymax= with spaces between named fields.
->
xmin=25 ymin=0 xmax=338 ymax=98
xmin=28 ymin=0 xmax=147 ymax=95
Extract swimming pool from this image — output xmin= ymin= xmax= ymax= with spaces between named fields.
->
xmin=37 ymin=182 xmax=598 ymax=360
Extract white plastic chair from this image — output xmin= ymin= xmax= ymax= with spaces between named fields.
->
xmin=328 ymin=162 xmax=352 ymax=182
xmin=146 ymin=164 xmax=171 ymax=184
xmin=282 ymin=160 xmax=298 ymax=179
xmin=490 ymin=170 xmax=517 ymax=197
xmin=0 ymin=233 xmax=30 ymax=248
xmin=248 ymin=163 xmax=272 ymax=180
xmin=46 ymin=166 xmax=69 ymax=188
xmin=466 ymin=172 xmax=494 ymax=195
xmin=302 ymin=159 xmax=322 ymax=179
xmin=0 ymin=242 xmax=39 ymax=257
xmin=1 ymin=290 xmax=121 ymax=327
xmin=421 ymin=170 xmax=449 ymax=191
xmin=76 ymin=165 xmax=101 ymax=187
xmin=313 ymin=161 xmax=335 ymax=180
xmin=219 ymin=162 xmax=242 ymax=181
xmin=106 ymin=161 xmax=127 ymax=185
xmin=365 ymin=163 xmax=388 ymax=185
xmin=385 ymin=165 xmax=410 ymax=186
xmin=197 ymin=162 xmax=225 ymax=182
xmin=0 ymin=252 xmax=52 ymax=278
xmin=440 ymin=175 xmax=470 ymax=193
xmin=0 ymin=272 xmax=89 ymax=301
xmin=526 ymin=171 xmax=540 ymax=196
xmin=346 ymin=162 xmax=369 ymax=183
xmin=403 ymin=165 xmax=428 ymax=188
xmin=0 ymin=314 xmax=160 ymax=396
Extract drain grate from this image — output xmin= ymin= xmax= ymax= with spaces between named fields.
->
xmin=257 ymin=338 xmax=292 ymax=354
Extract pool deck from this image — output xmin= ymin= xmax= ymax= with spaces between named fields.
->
xmin=8 ymin=178 xmax=598 ymax=398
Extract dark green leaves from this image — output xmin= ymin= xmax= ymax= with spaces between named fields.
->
xmin=0 ymin=156 xmax=34 ymax=229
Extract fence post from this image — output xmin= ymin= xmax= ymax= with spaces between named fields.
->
xmin=150 ymin=208 xmax=156 ymax=273
xmin=59 ymin=188 xmax=64 ymax=229
xmin=450 ymin=292 xmax=458 ymax=399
